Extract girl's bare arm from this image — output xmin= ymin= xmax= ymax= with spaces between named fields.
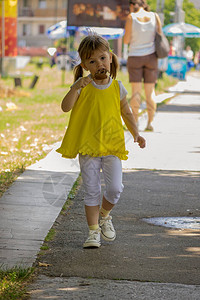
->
xmin=61 ymin=86 xmax=79 ymax=112
xmin=120 ymin=97 xmax=146 ymax=148
xmin=61 ymin=75 xmax=92 ymax=112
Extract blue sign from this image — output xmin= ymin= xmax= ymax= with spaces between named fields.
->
xmin=166 ymin=56 xmax=187 ymax=80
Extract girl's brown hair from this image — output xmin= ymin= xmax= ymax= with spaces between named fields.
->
xmin=74 ymin=34 xmax=119 ymax=82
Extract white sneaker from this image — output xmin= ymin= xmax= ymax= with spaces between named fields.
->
xmin=100 ymin=215 xmax=116 ymax=241
xmin=83 ymin=228 xmax=101 ymax=248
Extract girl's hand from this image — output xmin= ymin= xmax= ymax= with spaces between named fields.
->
xmin=134 ymin=135 xmax=146 ymax=149
xmin=61 ymin=75 xmax=92 ymax=112
xmin=72 ymin=75 xmax=92 ymax=90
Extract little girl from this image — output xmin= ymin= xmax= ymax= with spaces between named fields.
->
xmin=57 ymin=34 xmax=146 ymax=248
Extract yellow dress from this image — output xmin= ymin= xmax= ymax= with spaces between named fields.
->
xmin=56 ymin=79 xmax=129 ymax=160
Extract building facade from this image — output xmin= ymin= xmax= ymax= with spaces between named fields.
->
xmin=18 ymin=0 xmax=68 ymax=47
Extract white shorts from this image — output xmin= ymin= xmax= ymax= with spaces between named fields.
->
xmin=79 ymin=154 xmax=124 ymax=206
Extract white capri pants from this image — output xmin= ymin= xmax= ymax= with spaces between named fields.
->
xmin=79 ymin=154 xmax=124 ymax=206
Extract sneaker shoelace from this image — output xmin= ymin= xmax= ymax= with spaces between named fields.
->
xmin=88 ymin=229 xmax=101 ymax=240
xmin=100 ymin=216 xmax=114 ymax=232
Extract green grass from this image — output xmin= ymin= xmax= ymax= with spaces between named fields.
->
xmin=156 ymin=72 xmax=177 ymax=93
xmin=40 ymin=245 xmax=49 ymax=251
xmin=0 ymin=266 xmax=34 ymax=300
xmin=44 ymin=228 xmax=56 ymax=242
xmin=40 ymin=228 xmax=56 ymax=252
xmin=0 ymin=67 xmax=72 ymax=197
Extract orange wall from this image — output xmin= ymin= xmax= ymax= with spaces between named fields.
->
xmin=0 ymin=0 xmax=17 ymax=57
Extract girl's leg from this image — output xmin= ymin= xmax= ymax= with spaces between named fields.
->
xmin=79 ymin=155 xmax=102 ymax=248
xmin=130 ymin=82 xmax=142 ymax=123
xmin=79 ymin=155 xmax=101 ymax=228
xmin=100 ymin=156 xmax=123 ymax=241
xmin=144 ymin=82 xmax=157 ymax=130
xmin=101 ymin=156 xmax=123 ymax=210
xmin=100 ymin=196 xmax=115 ymax=217
xmin=85 ymin=205 xmax=100 ymax=228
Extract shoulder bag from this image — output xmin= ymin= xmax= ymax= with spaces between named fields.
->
xmin=155 ymin=13 xmax=170 ymax=58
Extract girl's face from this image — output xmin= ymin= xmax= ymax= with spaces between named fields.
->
xmin=81 ymin=49 xmax=112 ymax=81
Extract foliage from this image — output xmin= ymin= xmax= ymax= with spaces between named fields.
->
xmin=54 ymin=37 xmax=77 ymax=52
xmin=183 ymin=0 xmax=200 ymax=52
xmin=54 ymin=38 xmax=67 ymax=48
xmin=147 ymin=0 xmax=200 ymax=52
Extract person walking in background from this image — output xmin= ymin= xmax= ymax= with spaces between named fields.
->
xmin=57 ymin=34 xmax=146 ymax=248
xmin=183 ymin=45 xmax=194 ymax=71
xmin=124 ymin=0 xmax=162 ymax=131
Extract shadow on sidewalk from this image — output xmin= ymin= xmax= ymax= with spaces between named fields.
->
xmin=33 ymin=170 xmax=200 ymax=285
xmin=158 ymin=104 xmax=200 ymax=112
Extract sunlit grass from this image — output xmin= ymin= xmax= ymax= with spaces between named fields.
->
xmin=156 ymin=72 xmax=177 ymax=93
xmin=0 ymin=68 xmax=71 ymax=196
xmin=0 ymin=266 xmax=34 ymax=300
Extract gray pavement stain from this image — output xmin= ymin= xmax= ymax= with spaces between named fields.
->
xmin=143 ymin=217 xmax=200 ymax=230
xmin=158 ymin=104 xmax=200 ymax=112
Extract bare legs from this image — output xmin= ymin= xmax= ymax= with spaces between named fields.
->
xmin=130 ymin=82 xmax=142 ymax=123
xmin=144 ymin=83 xmax=157 ymax=129
xmin=85 ymin=205 xmax=100 ymax=227
xmin=85 ymin=196 xmax=114 ymax=226
xmin=101 ymin=196 xmax=115 ymax=211
xmin=130 ymin=82 xmax=156 ymax=129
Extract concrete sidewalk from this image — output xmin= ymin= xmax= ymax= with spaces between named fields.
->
xmin=0 ymin=150 xmax=80 ymax=268
xmin=123 ymin=91 xmax=200 ymax=171
xmin=1 ymin=72 xmax=200 ymax=299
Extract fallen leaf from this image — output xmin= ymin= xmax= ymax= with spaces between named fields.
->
xmin=38 ymin=262 xmax=51 ymax=267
